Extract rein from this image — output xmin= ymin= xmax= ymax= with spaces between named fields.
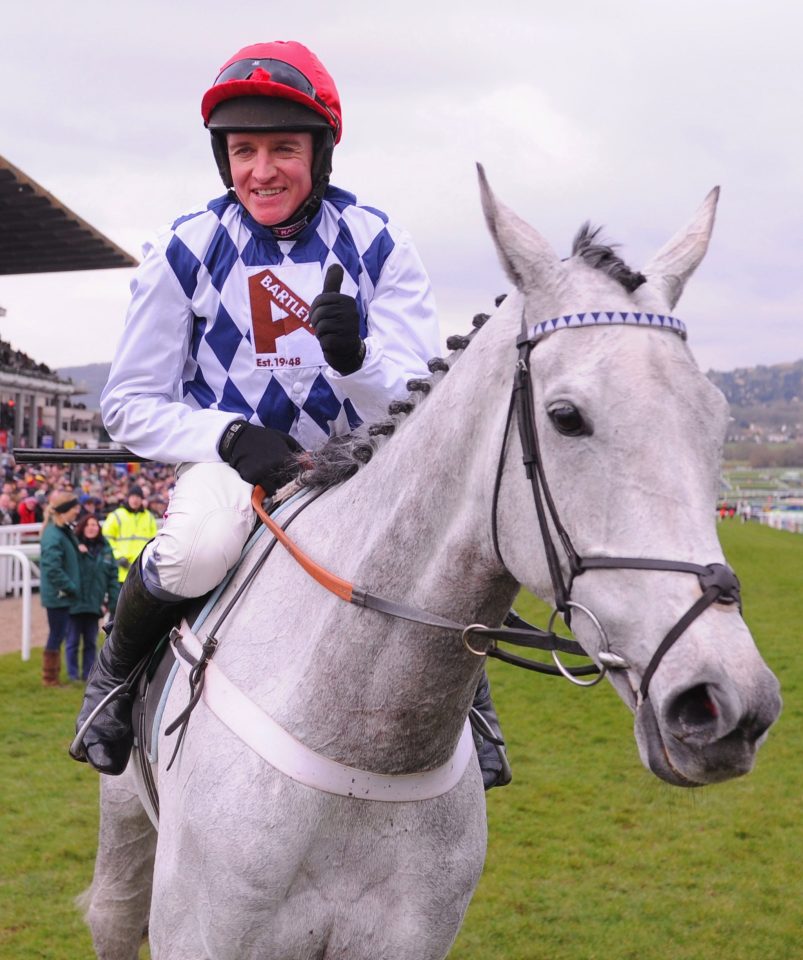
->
xmin=249 ymin=489 xmax=595 ymax=675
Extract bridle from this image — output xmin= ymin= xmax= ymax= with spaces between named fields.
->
xmin=489 ymin=309 xmax=742 ymax=702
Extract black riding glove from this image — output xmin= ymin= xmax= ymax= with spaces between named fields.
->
xmin=310 ymin=264 xmax=366 ymax=375
xmin=218 ymin=421 xmax=303 ymax=494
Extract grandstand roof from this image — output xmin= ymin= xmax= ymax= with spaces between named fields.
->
xmin=0 ymin=153 xmax=138 ymax=275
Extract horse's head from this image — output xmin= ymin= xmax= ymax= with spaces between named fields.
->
xmin=480 ymin=167 xmax=781 ymax=787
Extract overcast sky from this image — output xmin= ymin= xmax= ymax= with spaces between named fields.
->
xmin=1 ymin=0 xmax=800 ymax=373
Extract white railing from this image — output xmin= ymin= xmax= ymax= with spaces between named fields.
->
xmin=0 ymin=547 xmax=33 ymax=659
xmin=0 ymin=522 xmax=42 ymax=595
xmin=760 ymin=512 xmax=803 ymax=534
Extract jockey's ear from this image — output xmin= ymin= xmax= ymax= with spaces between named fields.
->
xmin=642 ymin=186 xmax=719 ymax=309
xmin=476 ymin=163 xmax=564 ymax=300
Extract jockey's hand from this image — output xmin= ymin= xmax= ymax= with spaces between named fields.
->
xmin=218 ymin=421 xmax=303 ymax=494
xmin=310 ymin=264 xmax=365 ymax=375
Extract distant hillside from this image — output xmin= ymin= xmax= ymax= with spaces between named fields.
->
xmin=707 ymin=360 xmax=803 ymax=444
xmin=707 ymin=360 xmax=803 ymax=407
xmin=57 ymin=363 xmax=111 ymax=410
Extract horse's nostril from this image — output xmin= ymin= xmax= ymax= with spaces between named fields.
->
xmin=670 ymin=684 xmax=721 ymax=734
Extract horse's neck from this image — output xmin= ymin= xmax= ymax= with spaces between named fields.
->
xmin=227 ymin=303 xmax=523 ymax=772
xmin=321 ymin=298 xmax=520 ymax=575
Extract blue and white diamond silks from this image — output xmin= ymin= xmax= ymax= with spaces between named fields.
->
xmin=100 ymin=185 xmax=438 ymax=465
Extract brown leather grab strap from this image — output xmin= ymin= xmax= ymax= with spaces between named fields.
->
xmin=252 ymin=486 xmax=354 ymax=602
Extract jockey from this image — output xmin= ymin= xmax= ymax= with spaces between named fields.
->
xmin=72 ymin=40 xmax=509 ymax=790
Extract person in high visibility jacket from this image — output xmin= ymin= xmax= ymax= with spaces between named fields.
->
xmin=101 ymin=486 xmax=157 ymax=583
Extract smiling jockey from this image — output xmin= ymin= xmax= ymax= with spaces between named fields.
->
xmin=72 ymin=40 xmax=509 ymax=790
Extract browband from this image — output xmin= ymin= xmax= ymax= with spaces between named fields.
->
xmin=521 ymin=311 xmax=687 ymax=345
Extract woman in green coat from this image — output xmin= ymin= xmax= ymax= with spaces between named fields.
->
xmin=39 ymin=491 xmax=82 ymax=686
xmin=66 ymin=514 xmax=120 ymax=682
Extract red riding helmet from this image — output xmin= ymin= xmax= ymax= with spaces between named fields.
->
xmin=202 ymin=41 xmax=342 ymax=232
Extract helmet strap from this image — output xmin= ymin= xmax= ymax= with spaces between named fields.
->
xmin=211 ymin=131 xmax=234 ymax=189
xmin=268 ymin=128 xmax=333 ymax=236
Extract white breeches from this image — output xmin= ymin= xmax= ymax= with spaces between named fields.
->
xmin=140 ymin=462 xmax=254 ymax=600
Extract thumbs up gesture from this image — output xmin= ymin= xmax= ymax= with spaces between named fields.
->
xmin=309 ymin=264 xmax=365 ymax=375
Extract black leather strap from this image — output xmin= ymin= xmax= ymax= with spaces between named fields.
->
xmin=351 ymin=589 xmax=592 ymax=659
xmin=638 ymin=586 xmax=720 ymax=700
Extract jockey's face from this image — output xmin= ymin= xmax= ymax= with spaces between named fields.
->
xmin=227 ymin=130 xmax=314 ymax=226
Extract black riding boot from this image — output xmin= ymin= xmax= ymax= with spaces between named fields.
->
xmin=70 ymin=559 xmax=182 ymax=775
xmin=471 ymin=670 xmax=512 ymax=790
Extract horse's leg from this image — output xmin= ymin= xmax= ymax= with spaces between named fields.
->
xmin=80 ymin=766 xmax=156 ymax=960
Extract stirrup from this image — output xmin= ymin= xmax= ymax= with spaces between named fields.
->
xmin=469 ymin=706 xmax=513 ymax=786
xmin=68 ymin=681 xmax=131 ymax=762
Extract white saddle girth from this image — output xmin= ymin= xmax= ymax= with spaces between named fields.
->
xmin=171 ymin=622 xmax=475 ymax=802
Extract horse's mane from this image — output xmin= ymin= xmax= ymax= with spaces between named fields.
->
xmin=299 ymin=311 xmax=494 ymax=489
xmin=301 ymin=223 xmax=644 ymax=490
xmin=571 ymin=223 xmax=647 ymax=294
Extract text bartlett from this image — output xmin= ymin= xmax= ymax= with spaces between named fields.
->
xmin=261 ymin=273 xmax=310 ymax=323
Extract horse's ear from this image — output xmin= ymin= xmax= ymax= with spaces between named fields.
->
xmin=477 ymin=163 xmax=563 ymax=296
xmin=642 ymin=187 xmax=720 ymax=309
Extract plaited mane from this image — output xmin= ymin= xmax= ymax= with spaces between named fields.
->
xmin=298 ymin=313 xmax=492 ymax=489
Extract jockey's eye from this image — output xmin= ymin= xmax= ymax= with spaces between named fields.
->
xmin=547 ymin=402 xmax=592 ymax=437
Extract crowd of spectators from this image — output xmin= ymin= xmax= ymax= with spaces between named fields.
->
xmin=0 ymin=336 xmax=57 ymax=379
xmin=0 ymin=455 xmax=172 ymax=527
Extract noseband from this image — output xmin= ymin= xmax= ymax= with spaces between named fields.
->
xmin=490 ymin=310 xmax=741 ymax=702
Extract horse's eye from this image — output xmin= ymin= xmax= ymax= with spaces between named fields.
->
xmin=547 ymin=403 xmax=591 ymax=437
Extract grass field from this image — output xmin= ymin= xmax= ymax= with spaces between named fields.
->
xmin=1 ymin=520 xmax=801 ymax=959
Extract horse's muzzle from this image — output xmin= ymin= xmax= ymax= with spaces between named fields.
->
xmin=635 ymin=672 xmax=782 ymax=787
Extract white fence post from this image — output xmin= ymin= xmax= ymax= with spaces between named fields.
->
xmin=0 ymin=523 xmax=41 ymax=595
xmin=0 ymin=547 xmax=32 ymax=659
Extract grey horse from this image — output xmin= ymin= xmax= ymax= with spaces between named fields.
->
xmin=80 ymin=170 xmax=781 ymax=960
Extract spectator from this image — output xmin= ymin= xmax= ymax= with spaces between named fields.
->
xmin=39 ymin=491 xmax=82 ymax=687
xmin=0 ymin=493 xmax=16 ymax=525
xmin=78 ymin=494 xmax=103 ymax=522
xmin=66 ymin=515 xmax=120 ymax=683
xmin=16 ymin=495 xmax=43 ymax=524
xmin=102 ymin=485 xmax=158 ymax=583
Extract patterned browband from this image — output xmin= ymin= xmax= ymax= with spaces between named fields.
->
xmin=523 ymin=311 xmax=687 ymax=345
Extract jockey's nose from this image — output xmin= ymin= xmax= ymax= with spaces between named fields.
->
xmin=252 ymin=147 xmax=277 ymax=181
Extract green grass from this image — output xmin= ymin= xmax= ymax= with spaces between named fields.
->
xmin=0 ymin=670 xmax=99 ymax=958
xmin=1 ymin=521 xmax=801 ymax=959
xmin=451 ymin=521 xmax=803 ymax=959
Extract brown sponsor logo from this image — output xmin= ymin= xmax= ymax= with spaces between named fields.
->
xmin=249 ymin=269 xmax=312 ymax=355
